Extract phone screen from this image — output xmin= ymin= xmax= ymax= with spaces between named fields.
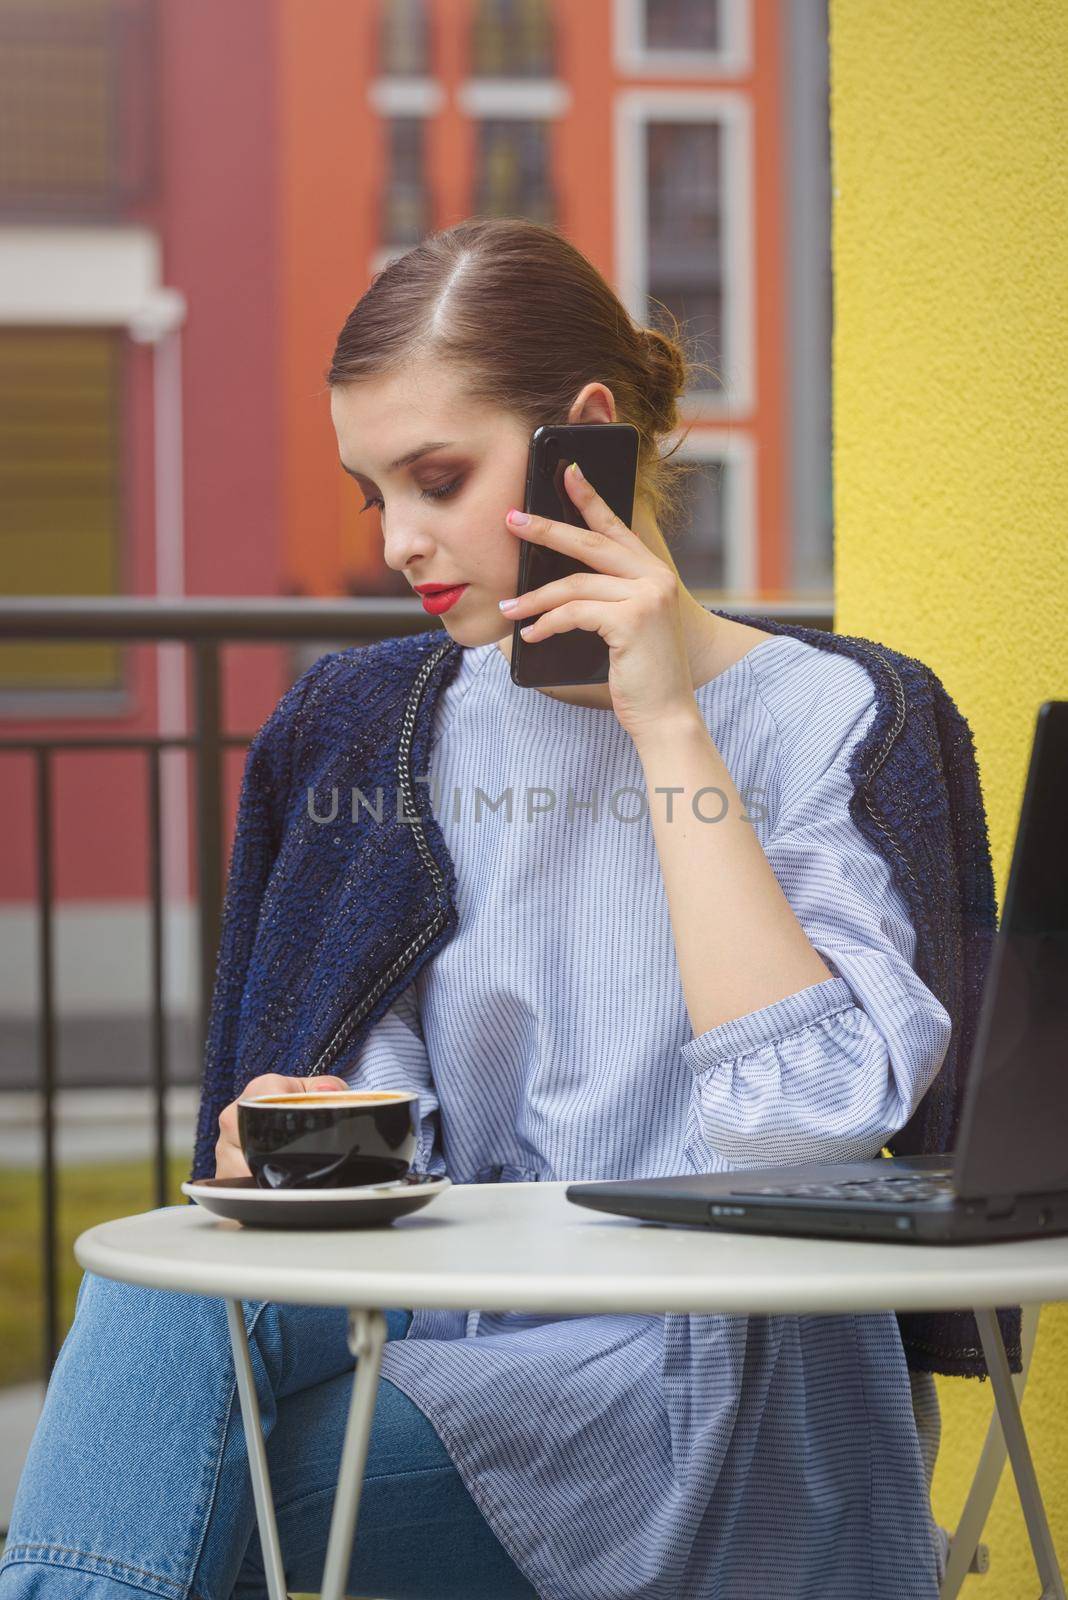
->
xmin=509 ymin=422 xmax=640 ymax=689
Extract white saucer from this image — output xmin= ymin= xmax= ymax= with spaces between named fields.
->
xmin=181 ymin=1173 xmax=451 ymax=1229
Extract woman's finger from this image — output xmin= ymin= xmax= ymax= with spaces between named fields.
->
xmin=561 ymin=459 xmax=639 ymax=541
xmin=505 ymin=507 xmax=645 ymax=579
xmin=516 ymin=598 xmax=617 ymax=644
xmin=240 ymin=1072 xmax=301 ymax=1100
xmin=500 ymin=571 xmax=631 ymax=620
xmin=214 ymin=1136 xmax=251 ymax=1181
xmin=214 ymin=1073 xmax=351 ymax=1178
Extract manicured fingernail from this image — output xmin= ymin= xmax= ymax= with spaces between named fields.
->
xmin=499 ymin=597 xmax=518 ymax=611
xmin=520 ymin=625 xmax=535 ymax=638
xmin=506 ymin=508 xmax=530 ymax=526
xmin=568 ymin=461 xmax=584 ymax=480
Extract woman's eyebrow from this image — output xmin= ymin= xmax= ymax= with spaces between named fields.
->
xmin=340 ymin=440 xmax=457 ymax=478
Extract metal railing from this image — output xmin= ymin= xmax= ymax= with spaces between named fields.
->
xmin=0 ymin=593 xmax=833 ymax=1378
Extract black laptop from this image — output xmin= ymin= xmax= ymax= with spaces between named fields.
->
xmin=567 ymin=701 xmax=1068 ymax=1245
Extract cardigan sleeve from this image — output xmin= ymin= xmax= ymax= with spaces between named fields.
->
xmin=190 ymin=651 xmax=342 ymax=1182
xmin=680 ymin=683 xmax=952 ymax=1174
xmin=334 ymin=982 xmax=447 ymax=1178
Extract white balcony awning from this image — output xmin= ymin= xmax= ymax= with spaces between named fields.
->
xmin=0 ymin=226 xmax=185 ymax=341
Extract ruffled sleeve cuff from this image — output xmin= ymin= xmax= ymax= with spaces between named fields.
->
xmin=680 ymin=974 xmax=858 ymax=1073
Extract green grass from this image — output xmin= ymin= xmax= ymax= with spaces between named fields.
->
xmin=0 ymin=1156 xmax=191 ymax=1390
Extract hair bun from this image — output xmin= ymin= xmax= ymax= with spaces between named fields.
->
xmin=637 ymin=325 xmax=686 ymax=430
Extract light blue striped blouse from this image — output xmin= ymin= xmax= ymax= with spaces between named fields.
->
xmin=340 ymin=632 xmax=950 ymax=1599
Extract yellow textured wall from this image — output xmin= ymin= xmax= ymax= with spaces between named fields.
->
xmin=829 ymin=0 xmax=1067 ymax=1590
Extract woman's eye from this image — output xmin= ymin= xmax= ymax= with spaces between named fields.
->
xmin=421 ymin=477 xmax=462 ymax=502
xmin=358 ymin=478 xmax=462 ymax=515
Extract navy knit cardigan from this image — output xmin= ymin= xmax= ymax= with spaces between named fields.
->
xmin=190 ymin=609 xmax=1021 ymax=1381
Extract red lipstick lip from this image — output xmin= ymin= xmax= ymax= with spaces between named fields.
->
xmin=417 ymin=583 xmax=468 ymax=615
xmin=412 ymin=583 xmax=466 ymax=594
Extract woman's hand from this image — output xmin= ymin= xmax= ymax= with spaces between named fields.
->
xmin=214 ymin=1073 xmax=349 ymax=1180
xmin=498 ymin=461 xmax=697 ymax=746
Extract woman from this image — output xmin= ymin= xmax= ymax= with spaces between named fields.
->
xmin=1 ymin=219 xmax=952 ymax=1599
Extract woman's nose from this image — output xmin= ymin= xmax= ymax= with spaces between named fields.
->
xmin=381 ymin=519 xmax=435 ymax=574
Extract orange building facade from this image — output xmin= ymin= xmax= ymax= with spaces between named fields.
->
xmin=276 ymin=0 xmax=832 ymax=608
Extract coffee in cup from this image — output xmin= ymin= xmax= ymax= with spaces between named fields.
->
xmin=237 ymin=1088 xmax=419 ymax=1190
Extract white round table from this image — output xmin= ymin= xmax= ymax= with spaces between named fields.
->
xmin=75 ymin=1181 xmax=1068 ymax=1600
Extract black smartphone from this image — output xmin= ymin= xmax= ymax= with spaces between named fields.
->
xmin=510 ymin=422 xmax=640 ymax=690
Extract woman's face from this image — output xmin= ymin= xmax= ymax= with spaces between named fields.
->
xmin=330 ymin=358 xmax=537 ymax=645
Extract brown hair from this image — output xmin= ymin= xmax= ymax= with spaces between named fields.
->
xmin=324 ymin=217 xmax=719 ymax=537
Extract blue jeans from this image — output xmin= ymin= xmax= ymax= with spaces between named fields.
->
xmin=0 ymin=1265 xmax=538 ymax=1600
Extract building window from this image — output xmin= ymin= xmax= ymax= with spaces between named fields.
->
xmin=378 ymin=0 xmax=430 ymax=77
xmin=662 ymin=432 xmax=756 ymax=594
xmin=646 ymin=120 xmax=724 ymax=397
xmin=0 ymin=328 xmax=125 ymax=690
xmin=670 ymin=458 xmax=726 ymax=591
xmin=615 ymin=90 xmax=752 ymax=413
xmin=381 ymin=117 xmax=429 ymax=246
xmin=474 ymin=119 xmax=554 ymax=223
xmin=0 ymin=0 xmax=157 ymax=221
xmin=471 ymin=0 xmax=554 ymax=79
xmin=614 ymin=0 xmax=749 ymax=77
xmin=643 ymin=0 xmax=721 ymax=51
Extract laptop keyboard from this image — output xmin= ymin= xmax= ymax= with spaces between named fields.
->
xmin=736 ymin=1171 xmax=956 ymax=1205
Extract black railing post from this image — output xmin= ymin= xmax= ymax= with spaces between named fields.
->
xmin=192 ymin=640 xmax=224 ymax=1061
xmin=34 ymin=747 xmax=59 ymax=1376
xmin=147 ymin=744 xmax=168 ymax=1210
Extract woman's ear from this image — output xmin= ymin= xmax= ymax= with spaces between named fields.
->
xmin=568 ymin=381 xmax=616 ymax=427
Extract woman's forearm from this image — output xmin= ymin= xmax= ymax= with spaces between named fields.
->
xmin=633 ymin=707 xmax=834 ymax=1038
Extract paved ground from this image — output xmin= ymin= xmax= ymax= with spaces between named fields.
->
xmin=0 ymin=1085 xmax=199 ymax=1167
xmin=0 ymin=1013 xmax=200 ymax=1092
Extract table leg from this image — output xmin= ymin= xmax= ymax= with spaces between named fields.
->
xmin=940 ymin=1302 xmax=1041 ymax=1598
xmin=974 ymin=1305 xmax=1066 ymax=1600
xmin=224 ymin=1299 xmax=288 ymax=1600
xmin=318 ymin=1308 xmax=389 ymax=1600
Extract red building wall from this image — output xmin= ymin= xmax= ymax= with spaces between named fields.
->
xmin=1 ymin=0 xmax=287 ymax=905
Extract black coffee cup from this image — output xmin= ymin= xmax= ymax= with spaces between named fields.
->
xmin=237 ymin=1089 xmax=419 ymax=1190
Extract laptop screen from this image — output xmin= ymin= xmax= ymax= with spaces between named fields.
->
xmin=954 ymin=701 xmax=1068 ymax=1200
